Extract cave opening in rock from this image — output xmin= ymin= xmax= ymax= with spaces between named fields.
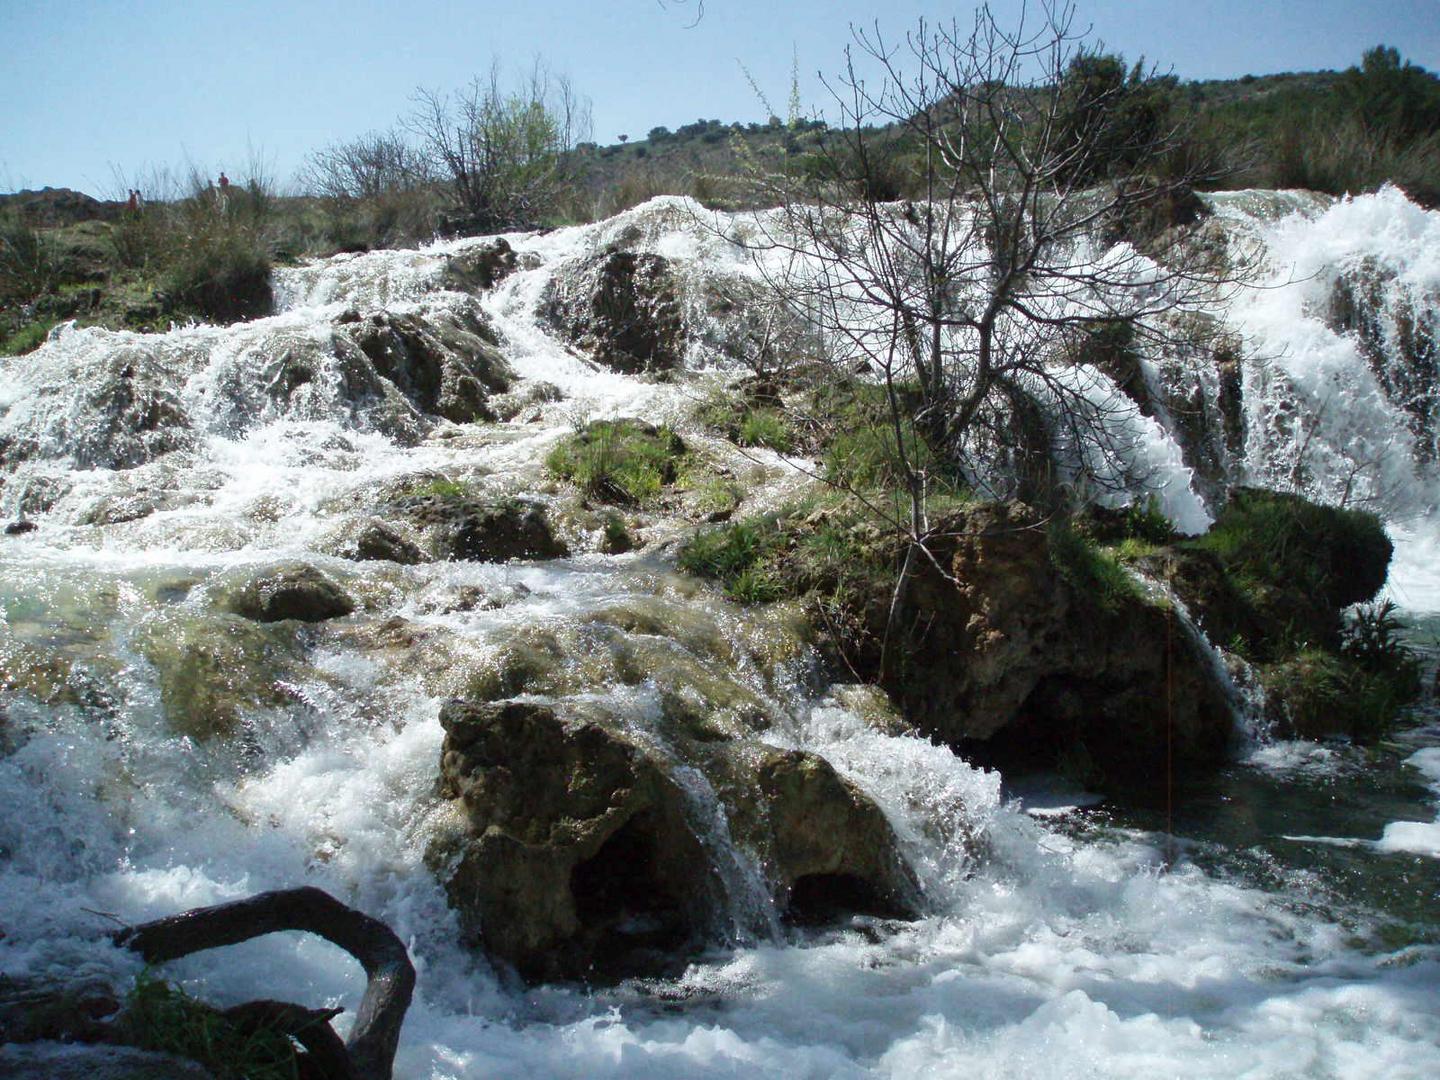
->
xmin=568 ymin=814 xmax=689 ymax=974
xmin=785 ymin=873 xmax=895 ymax=927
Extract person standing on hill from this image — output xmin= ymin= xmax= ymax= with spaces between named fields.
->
xmin=218 ymin=172 xmax=230 ymax=191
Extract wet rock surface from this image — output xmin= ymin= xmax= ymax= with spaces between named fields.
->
xmin=542 ymin=250 xmax=686 ymax=374
xmin=883 ymin=502 xmax=1237 ymax=793
xmin=342 ymin=305 xmax=513 ymax=423
xmin=389 ymin=492 xmax=569 ymax=562
xmin=225 ymin=564 xmax=356 ymax=623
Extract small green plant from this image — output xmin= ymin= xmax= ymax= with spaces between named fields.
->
xmin=1049 ymin=521 xmax=1145 ymax=612
xmin=1264 ymin=645 xmax=1419 ymax=744
xmin=119 ymin=973 xmax=299 ymax=1080
xmin=1122 ymin=494 xmax=1177 ymax=545
xmin=546 ymin=419 xmax=687 ymax=504
xmin=601 ymin=512 xmax=634 ymax=554
xmin=678 ymin=517 xmax=786 ymax=602
xmin=737 ymin=408 xmax=794 ymax=452
xmin=403 ymin=475 xmax=470 ymax=499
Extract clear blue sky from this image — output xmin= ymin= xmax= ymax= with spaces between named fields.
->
xmin=4 ymin=0 xmax=1438 ymax=197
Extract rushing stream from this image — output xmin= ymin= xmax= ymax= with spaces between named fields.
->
xmin=1 ymin=191 xmax=1438 ymax=1077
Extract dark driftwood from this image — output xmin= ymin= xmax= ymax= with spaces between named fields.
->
xmin=113 ymin=886 xmax=415 ymax=1080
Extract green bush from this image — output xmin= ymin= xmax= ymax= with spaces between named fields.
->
xmin=737 ymin=408 xmax=794 ymax=452
xmin=162 ymin=231 xmax=273 ymax=323
xmin=1264 ymin=646 xmax=1418 ymax=744
xmin=546 ymin=419 xmax=687 ymax=504
xmin=0 ymin=216 xmax=59 ymax=301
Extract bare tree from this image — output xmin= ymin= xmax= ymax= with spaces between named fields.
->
xmin=303 ymin=130 xmax=430 ymax=202
xmin=732 ymin=1 xmax=1250 ymax=544
xmin=409 ymin=61 xmax=592 ymax=233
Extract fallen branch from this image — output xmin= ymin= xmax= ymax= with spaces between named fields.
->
xmin=113 ymin=886 xmax=415 ymax=1080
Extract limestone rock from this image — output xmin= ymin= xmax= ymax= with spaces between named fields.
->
xmin=542 ymin=251 xmax=685 ymax=374
xmin=225 ymin=564 xmax=356 ymax=623
xmin=431 ymin=699 xmax=723 ymax=981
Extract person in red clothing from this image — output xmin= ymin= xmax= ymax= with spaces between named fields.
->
xmin=217 ymin=172 xmax=230 ymax=190
xmin=126 ymin=189 xmax=138 ymax=212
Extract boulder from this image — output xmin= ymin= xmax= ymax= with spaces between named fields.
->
xmin=882 ymin=502 xmax=1237 ymax=793
xmin=431 ymin=700 xmax=723 ymax=981
xmin=431 ymin=700 xmax=919 ymax=982
xmin=1169 ymin=487 xmax=1392 ymax=654
xmin=729 ymin=748 xmax=917 ymax=924
xmin=391 ymin=493 xmax=568 ymax=562
xmin=542 ymin=250 xmax=686 ymax=374
xmin=342 ymin=307 xmax=512 ymax=424
xmin=225 ymin=564 xmax=356 ymax=623
xmin=443 ymin=238 xmax=519 ymax=292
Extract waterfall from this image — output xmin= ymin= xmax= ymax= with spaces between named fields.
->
xmin=2 ymin=192 xmax=1438 ymax=1078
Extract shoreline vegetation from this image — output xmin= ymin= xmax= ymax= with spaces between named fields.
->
xmin=3 ymin=43 xmax=1437 ymax=351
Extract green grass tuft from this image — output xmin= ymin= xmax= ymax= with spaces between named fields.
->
xmin=547 ymin=419 xmax=687 ymax=504
xmin=119 ymin=973 xmax=299 ymax=1080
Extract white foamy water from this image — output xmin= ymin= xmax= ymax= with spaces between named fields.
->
xmin=3 ymin=194 xmax=1440 ymax=1077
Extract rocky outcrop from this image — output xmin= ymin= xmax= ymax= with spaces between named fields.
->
xmin=429 ymin=698 xmax=918 ymax=981
xmin=728 ymin=748 xmax=916 ymax=924
xmin=388 ymin=492 xmax=568 ymax=562
xmin=542 ymin=251 xmax=685 ymax=374
xmin=225 ymin=564 xmax=356 ymax=623
xmin=443 ymin=238 xmax=520 ymax=293
xmin=341 ymin=305 xmax=513 ymax=423
xmin=879 ymin=502 xmax=1237 ymax=792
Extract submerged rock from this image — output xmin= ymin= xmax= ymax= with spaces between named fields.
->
xmin=542 ymin=250 xmax=686 ymax=374
xmin=136 ymin=612 xmax=308 ymax=740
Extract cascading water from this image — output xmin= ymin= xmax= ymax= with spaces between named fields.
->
xmin=1 ymin=193 xmax=1438 ymax=1077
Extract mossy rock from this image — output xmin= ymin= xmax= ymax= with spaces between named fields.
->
xmin=137 ymin=613 xmax=307 ymax=740
xmin=1184 ymin=487 xmax=1391 ymax=652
